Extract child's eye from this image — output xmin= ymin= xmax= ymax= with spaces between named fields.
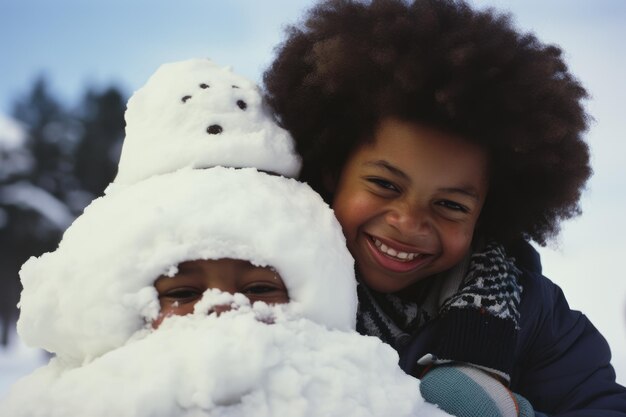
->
xmin=243 ymin=284 xmax=281 ymax=295
xmin=366 ymin=177 xmax=399 ymax=193
xmin=436 ymin=200 xmax=469 ymax=213
xmin=161 ymin=288 xmax=201 ymax=302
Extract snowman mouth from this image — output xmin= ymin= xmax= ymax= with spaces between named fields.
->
xmin=371 ymin=237 xmax=422 ymax=262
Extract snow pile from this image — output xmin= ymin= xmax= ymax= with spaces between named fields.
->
xmin=2 ymin=59 xmax=449 ymax=416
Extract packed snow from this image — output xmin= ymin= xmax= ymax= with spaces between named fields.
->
xmin=114 ymin=59 xmax=300 ymax=186
xmin=1 ymin=59 xmax=449 ymax=416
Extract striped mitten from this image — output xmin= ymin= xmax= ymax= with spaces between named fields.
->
xmin=420 ymin=364 xmax=535 ymax=417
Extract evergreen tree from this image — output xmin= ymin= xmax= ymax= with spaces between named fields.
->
xmin=74 ymin=87 xmax=125 ymax=197
xmin=12 ymin=76 xmax=82 ymax=201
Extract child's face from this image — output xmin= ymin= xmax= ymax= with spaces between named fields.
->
xmin=331 ymin=118 xmax=489 ymax=293
xmin=152 ymin=258 xmax=288 ymax=327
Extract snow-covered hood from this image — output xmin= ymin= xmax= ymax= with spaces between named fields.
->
xmin=18 ymin=167 xmax=356 ymax=362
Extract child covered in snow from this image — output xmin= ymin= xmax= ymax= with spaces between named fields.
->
xmin=151 ymin=258 xmax=289 ymax=328
xmin=263 ymin=0 xmax=626 ymax=416
xmin=0 ymin=59 xmax=451 ymax=417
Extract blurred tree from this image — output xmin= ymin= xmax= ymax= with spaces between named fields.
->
xmin=74 ymin=87 xmax=125 ymax=197
xmin=12 ymin=76 xmax=82 ymax=201
xmin=1 ymin=77 xmax=72 ymax=346
xmin=0 ymin=77 xmax=126 ymax=346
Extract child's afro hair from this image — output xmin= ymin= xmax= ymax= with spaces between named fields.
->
xmin=263 ymin=0 xmax=592 ymax=246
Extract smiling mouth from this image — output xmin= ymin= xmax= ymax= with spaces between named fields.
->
xmin=371 ymin=236 xmax=424 ymax=262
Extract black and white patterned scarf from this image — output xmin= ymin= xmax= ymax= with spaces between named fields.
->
xmin=356 ymin=242 xmax=522 ymax=351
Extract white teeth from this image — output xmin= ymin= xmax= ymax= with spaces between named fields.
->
xmin=372 ymin=237 xmax=420 ymax=262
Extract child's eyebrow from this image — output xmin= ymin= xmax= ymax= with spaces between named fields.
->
xmin=437 ymin=187 xmax=480 ymax=201
xmin=364 ymin=160 xmax=410 ymax=181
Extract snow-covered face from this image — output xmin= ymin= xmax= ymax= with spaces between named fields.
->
xmin=152 ymin=258 xmax=288 ymax=328
xmin=17 ymin=168 xmax=356 ymax=362
xmin=332 ymin=118 xmax=489 ymax=293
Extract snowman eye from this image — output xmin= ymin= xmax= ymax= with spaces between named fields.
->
xmin=200 ymin=83 xmax=210 ymax=89
xmin=236 ymin=100 xmax=247 ymax=110
xmin=207 ymin=124 xmax=223 ymax=135
xmin=181 ymin=95 xmax=192 ymax=103
xmin=232 ymin=85 xmax=239 ymax=89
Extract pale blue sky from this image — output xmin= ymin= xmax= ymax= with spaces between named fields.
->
xmin=1 ymin=0 xmax=625 ymax=380
xmin=0 ymin=0 xmax=318 ymax=113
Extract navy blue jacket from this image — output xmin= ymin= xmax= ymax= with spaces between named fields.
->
xmin=398 ymin=240 xmax=626 ymax=416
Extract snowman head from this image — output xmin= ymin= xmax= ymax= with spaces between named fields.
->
xmin=114 ymin=59 xmax=301 ymax=185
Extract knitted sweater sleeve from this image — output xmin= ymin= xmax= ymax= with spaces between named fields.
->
xmin=513 ymin=270 xmax=626 ymax=416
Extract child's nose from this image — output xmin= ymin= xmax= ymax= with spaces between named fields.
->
xmin=385 ymin=201 xmax=432 ymax=234
xmin=211 ymin=303 xmax=233 ymax=316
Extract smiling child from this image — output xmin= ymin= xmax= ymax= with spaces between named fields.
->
xmin=332 ymin=119 xmax=489 ymax=293
xmin=264 ymin=0 xmax=626 ymax=415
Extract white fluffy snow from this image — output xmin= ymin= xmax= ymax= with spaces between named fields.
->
xmin=3 ymin=307 xmax=449 ymax=417
xmin=17 ymin=167 xmax=357 ymax=362
xmin=114 ymin=59 xmax=301 ymax=186
xmin=1 ymin=59 xmax=449 ymax=416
